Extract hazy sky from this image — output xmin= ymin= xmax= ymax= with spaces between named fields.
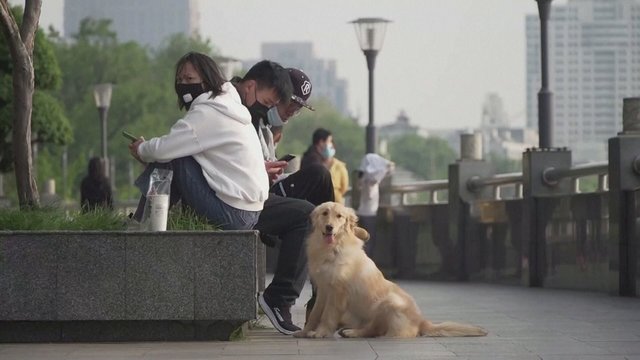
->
xmin=37 ymin=0 xmax=568 ymax=130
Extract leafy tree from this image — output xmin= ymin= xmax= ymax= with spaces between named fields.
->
xmin=485 ymin=152 xmax=522 ymax=174
xmin=388 ymin=134 xmax=457 ymax=180
xmin=0 ymin=1 xmax=70 ymax=207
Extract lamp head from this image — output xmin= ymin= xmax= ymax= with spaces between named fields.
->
xmin=93 ymin=83 xmax=113 ymax=108
xmin=349 ymin=17 xmax=391 ymax=52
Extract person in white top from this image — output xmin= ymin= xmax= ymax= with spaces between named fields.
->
xmin=128 ymin=52 xmax=292 ymax=230
xmin=356 ymin=153 xmax=394 ymax=256
xmin=357 ymin=153 xmax=394 ymax=217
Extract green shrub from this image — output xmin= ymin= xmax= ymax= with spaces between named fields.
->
xmin=167 ymin=206 xmax=219 ymax=231
xmin=0 ymin=206 xmax=220 ymax=231
xmin=0 ymin=208 xmax=127 ymax=231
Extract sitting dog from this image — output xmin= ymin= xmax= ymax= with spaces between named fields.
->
xmin=295 ymin=201 xmax=488 ymax=338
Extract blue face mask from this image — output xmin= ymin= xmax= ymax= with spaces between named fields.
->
xmin=267 ymin=107 xmax=285 ymax=127
xmin=322 ymin=144 xmax=336 ymax=159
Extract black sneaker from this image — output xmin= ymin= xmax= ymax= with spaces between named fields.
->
xmin=258 ymin=293 xmax=301 ymax=335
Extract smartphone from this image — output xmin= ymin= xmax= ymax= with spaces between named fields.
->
xmin=122 ymin=130 xmax=138 ymax=142
xmin=277 ymin=154 xmax=296 ymax=162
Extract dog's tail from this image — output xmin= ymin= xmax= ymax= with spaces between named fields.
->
xmin=419 ymin=320 xmax=487 ymax=337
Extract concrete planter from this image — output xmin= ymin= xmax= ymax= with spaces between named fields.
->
xmin=0 ymin=231 xmax=264 ymax=342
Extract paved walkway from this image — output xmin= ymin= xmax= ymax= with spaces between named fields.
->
xmin=2 ymin=280 xmax=640 ymax=359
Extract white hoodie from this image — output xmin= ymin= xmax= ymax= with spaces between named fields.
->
xmin=357 ymin=153 xmax=393 ymax=216
xmin=137 ymin=82 xmax=268 ymax=211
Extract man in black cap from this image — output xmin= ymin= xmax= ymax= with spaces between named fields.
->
xmin=253 ymin=68 xmax=314 ymax=158
xmin=265 ymin=69 xmax=335 ymax=206
xmin=248 ymin=68 xmax=334 ymax=335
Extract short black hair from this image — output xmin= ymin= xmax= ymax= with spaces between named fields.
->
xmin=175 ymin=52 xmax=226 ymax=110
xmin=242 ymin=60 xmax=293 ymax=105
xmin=312 ymin=128 xmax=332 ymax=145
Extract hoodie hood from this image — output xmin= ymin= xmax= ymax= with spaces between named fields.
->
xmin=192 ymin=82 xmax=251 ymax=125
xmin=359 ymin=153 xmax=392 ymax=183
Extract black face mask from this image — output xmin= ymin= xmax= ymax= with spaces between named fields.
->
xmin=176 ymin=83 xmax=205 ymax=110
xmin=246 ymin=87 xmax=270 ymax=123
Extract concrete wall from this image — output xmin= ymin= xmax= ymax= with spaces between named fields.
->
xmin=0 ymin=231 xmax=263 ymax=342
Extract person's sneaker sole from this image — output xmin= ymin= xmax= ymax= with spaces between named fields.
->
xmin=258 ymin=294 xmax=296 ymax=335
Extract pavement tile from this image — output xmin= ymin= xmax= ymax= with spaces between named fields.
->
xmin=442 ymin=341 xmax=533 ymax=355
xmin=217 ymin=356 xmax=374 ymax=360
xmin=520 ymin=338 xmax=614 ymax=355
xmin=539 ymin=356 xmax=628 ymax=360
xmin=588 ymin=340 xmax=640 ymax=355
xmin=568 ymin=331 xmax=640 ymax=341
xmin=2 ymin=280 xmax=640 ymax=359
xmin=141 ymin=351 xmax=223 ymax=360
xmin=222 ymin=342 xmax=299 ymax=356
xmin=297 ymin=341 xmax=376 ymax=356
xmin=370 ymin=341 xmax=454 ymax=357
xmin=449 ymin=357 xmax=541 ymax=360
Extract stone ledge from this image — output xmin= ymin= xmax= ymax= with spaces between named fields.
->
xmin=0 ymin=231 xmax=263 ymax=342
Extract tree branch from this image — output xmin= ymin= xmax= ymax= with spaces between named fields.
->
xmin=20 ymin=0 xmax=41 ymax=53
xmin=0 ymin=0 xmax=22 ymax=57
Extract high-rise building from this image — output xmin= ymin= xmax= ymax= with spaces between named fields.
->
xmin=526 ymin=0 xmax=640 ymax=162
xmin=480 ymin=93 xmax=538 ymax=160
xmin=63 ymin=0 xmax=199 ymax=48
xmin=246 ymin=42 xmax=349 ymax=116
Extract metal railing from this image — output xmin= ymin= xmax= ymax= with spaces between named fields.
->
xmin=386 ymin=179 xmax=449 ymax=205
xmin=467 ymin=172 xmax=523 ymax=200
xmin=376 ymin=161 xmax=614 ymax=205
xmin=542 ymin=161 xmax=609 ymax=192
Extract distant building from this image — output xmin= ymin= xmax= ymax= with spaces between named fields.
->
xmin=63 ymin=0 xmax=199 ymax=48
xmin=479 ymin=93 xmax=538 ymax=160
xmin=526 ymin=0 xmax=640 ymax=162
xmin=378 ymin=111 xmax=431 ymax=156
xmin=245 ymin=42 xmax=349 ymax=116
xmin=379 ymin=110 xmax=423 ymax=140
xmin=378 ymin=99 xmax=536 ymax=161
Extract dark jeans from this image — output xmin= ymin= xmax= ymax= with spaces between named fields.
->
xmin=358 ymin=215 xmax=378 ymax=257
xmin=133 ymin=156 xmax=260 ymax=230
xmin=255 ymin=193 xmax=314 ymax=307
xmin=271 ymin=163 xmax=334 ymax=206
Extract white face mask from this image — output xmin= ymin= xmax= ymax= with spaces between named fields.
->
xmin=267 ymin=107 xmax=286 ymax=127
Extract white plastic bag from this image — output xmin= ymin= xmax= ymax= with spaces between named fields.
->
xmin=140 ymin=168 xmax=173 ymax=231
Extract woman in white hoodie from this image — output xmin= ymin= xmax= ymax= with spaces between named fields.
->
xmin=129 ymin=53 xmax=292 ymax=230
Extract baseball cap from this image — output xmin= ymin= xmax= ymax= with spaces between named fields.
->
xmin=288 ymin=68 xmax=315 ymax=111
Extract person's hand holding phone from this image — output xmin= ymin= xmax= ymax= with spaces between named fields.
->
xmin=265 ymin=160 xmax=287 ymax=183
xmin=277 ymin=154 xmax=296 ymax=162
xmin=124 ymin=130 xmax=146 ymax=165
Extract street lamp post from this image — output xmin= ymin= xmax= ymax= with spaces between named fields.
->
xmin=350 ymin=18 xmax=391 ymax=154
xmin=536 ymin=0 xmax=553 ymax=148
xmin=93 ymin=83 xmax=113 ymax=174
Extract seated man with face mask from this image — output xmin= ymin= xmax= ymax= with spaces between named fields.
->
xmin=259 ymin=69 xmax=335 ymax=206
xmin=231 ymin=68 xmax=333 ymax=335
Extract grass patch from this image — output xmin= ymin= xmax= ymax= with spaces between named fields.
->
xmin=229 ymin=325 xmax=245 ymax=341
xmin=0 ymin=205 xmax=220 ymax=231
xmin=248 ymin=315 xmax=270 ymax=330
xmin=167 ymin=206 xmax=220 ymax=231
xmin=0 ymin=208 xmax=127 ymax=231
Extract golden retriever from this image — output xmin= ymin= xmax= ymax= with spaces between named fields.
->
xmin=294 ymin=201 xmax=488 ymax=338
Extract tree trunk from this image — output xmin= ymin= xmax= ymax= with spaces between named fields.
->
xmin=0 ymin=0 xmax=42 ymax=208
